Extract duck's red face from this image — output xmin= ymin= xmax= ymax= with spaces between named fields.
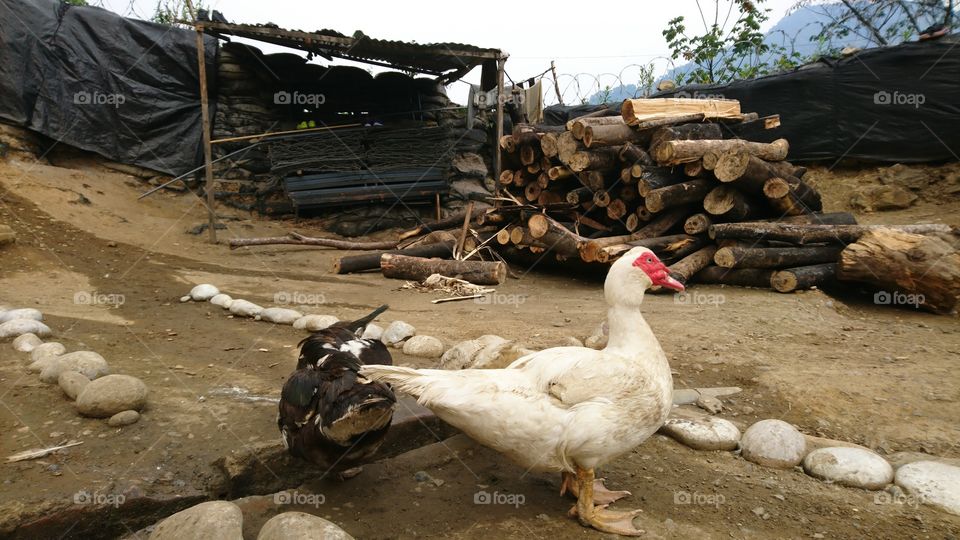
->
xmin=633 ymin=252 xmax=685 ymax=291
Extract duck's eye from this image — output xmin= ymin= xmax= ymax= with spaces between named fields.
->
xmin=646 ymin=257 xmax=653 ymax=263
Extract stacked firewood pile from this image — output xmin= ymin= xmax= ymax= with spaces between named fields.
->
xmin=476 ymin=98 xmax=957 ymax=298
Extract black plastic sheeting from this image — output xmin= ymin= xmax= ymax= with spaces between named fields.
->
xmin=544 ymin=35 xmax=960 ymax=163
xmin=0 ymin=0 xmax=217 ymax=175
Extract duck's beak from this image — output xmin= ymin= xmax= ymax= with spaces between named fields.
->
xmin=656 ymin=273 xmax=685 ymax=292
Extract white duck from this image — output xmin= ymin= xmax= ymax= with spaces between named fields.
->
xmin=360 ymin=247 xmax=683 ymax=536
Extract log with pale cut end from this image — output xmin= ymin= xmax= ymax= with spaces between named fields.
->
xmin=536 ymin=173 xmax=549 ymax=189
xmin=838 ymin=228 xmax=960 ymax=314
xmin=653 ymin=138 xmax=789 ymax=166
xmin=568 ymin=147 xmax=621 ymax=172
xmin=702 ymin=151 xmax=720 ymax=170
xmin=592 ymin=190 xmax=612 ymax=208
xmin=717 ymin=155 xmax=801 ymax=194
xmin=578 ymin=206 xmax=690 ymax=262
xmin=771 ymin=263 xmax=838 ymax=293
xmin=714 ymin=245 xmax=843 ymax=269
xmin=684 ymin=213 xmax=714 ymax=235
xmin=584 ymin=123 xmax=646 ymax=148
xmin=499 ymin=170 xmax=515 ymax=188
xmin=713 ymin=151 xmax=751 ymax=182
xmin=508 ymin=226 xmax=581 ymax=259
xmin=703 ymin=185 xmax=754 ymax=220
xmin=540 ymin=132 xmax=559 ymax=158
xmin=512 ymin=170 xmax=526 ymax=187
xmin=620 ymin=167 xmax=633 ymax=184
xmin=509 ymin=226 xmax=526 ymax=245
xmin=527 ymin=162 xmax=542 ymax=175
xmin=645 ymin=179 xmax=713 ymax=213
xmin=333 ymin=241 xmax=456 ymax=274
xmin=637 ymin=168 xmax=688 ymax=197
xmin=709 ymin=222 xmax=955 ymax=244
xmin=695 ymin=266 xmax=775 ymax=288
xmin=722 ymin=114 xmax=781 ymax=141
xmin=669 ymin=245 xmax=719 ymax=284
xmin=566 ymin=186 xmax=594 ymax=205
xmin=524 ymin=182 xmax=542 ymax=202
xmin=606 ymin=199 xmax=628 ymax=220
xmin=764 ymin=177 xmax=822 ymax=212
xmin=499 ymin=135 xmax=516 ymax=152
xmin=621 ymin=98 xmax=741 ymax=125
xmin=527 ymin=214 xmax=550 ymax=238
xmin=496 ymin=228 xmax=513 ymax=245
xmin=649 ymin=122 xmax=724 ymax=151
xmin=598 ymin=234 xmax=706 ymax=264
xmin=520 ymin=144 xmax=538 ymax=166
xmin=557 ymin=131 xmax=584 ymax=164
xmin=572 ymin=116 xmax=625 ymax=139
xmin=619 ymin=142 xmax=653 ymax=166
xmin=565 ymin=108 xmax=619 ymax=131
xmin=683 ymin=161 xmax=704 ymax=177
xmin=547 ymin=166 xmax=573 ymax=181
xmin=625 ymin=213 xmax=640 ymax=232
xmin=381 ymin=254 xmax=506 ymax=286
xmin=578 ymin=170 xmax=606 ymax=191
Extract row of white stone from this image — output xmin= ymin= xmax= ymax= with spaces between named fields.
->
xmin=660 ymin=412 xmax=960 ymax=516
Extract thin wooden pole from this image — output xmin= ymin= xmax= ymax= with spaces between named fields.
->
xmin=195 ymin=25 xmax=217 ymax=243
xmin=210 ymin=122 xmax=362 ymax=145
xmin=550 ymin=60 xmax=563 ymax=105
xmin=455 ymin=200 xmax=475 ymax=259
xmin=494 ymin=55 xmax=506 ymax=206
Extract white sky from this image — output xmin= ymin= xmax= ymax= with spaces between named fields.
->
xmin=98 ymin=0 xmax=800 ymax=104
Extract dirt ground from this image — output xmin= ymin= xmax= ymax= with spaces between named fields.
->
xmin=1 ymin=152 xmax=959 ymax=539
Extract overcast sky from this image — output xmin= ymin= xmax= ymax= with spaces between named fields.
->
xmin=98 ymin=0 xmax=800 ymax=104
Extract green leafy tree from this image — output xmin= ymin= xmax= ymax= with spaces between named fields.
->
xmin=794 ymin=0 xmax=956 ymax=48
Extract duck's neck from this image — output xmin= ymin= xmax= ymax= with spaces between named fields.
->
xmin=605 ymin=303 xmax=665 ymax=361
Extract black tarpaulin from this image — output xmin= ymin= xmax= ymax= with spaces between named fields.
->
xmin=0 ymin=0 xmax=216 ymax=175
xmin=650 ymin=35 xmax=960 ymax=163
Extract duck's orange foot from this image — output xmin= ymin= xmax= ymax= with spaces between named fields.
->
xmin=560 ymin=472 xmax=631 ymax=505
xmin=569 ymin=504 xmax=645 ymax=536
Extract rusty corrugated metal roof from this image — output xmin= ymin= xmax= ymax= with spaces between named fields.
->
xmin=199 ymin=21 xmax=502 ymax=79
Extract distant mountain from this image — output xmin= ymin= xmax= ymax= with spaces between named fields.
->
xmin=587 ymin=1 xmax=940 ymax=104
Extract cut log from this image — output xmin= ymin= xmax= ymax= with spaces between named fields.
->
xmin=775 ymin=212 xmax=857 ymax=225
xmin=566 ymin=186 xmax=594 ymax=205
xmin=714 ymin=245 xmax=843 ymax=269
xmin=333 ymin=241 xmax=455 ymax=274
xmin=499 ymin=170 xmax=515 ymax=189
xmin=621 ymin=98 xmax=741 ymax=125
xmin=592 ymin=190 xmax=612 ymax=208
xmin=499 ymin=135 xmax=516 ymax=152
xmin=619 ymin=142 xmax=653 ymax=166
xmin=683 ymin=161 xmax=704 ymax=177
xmin=524 ymin=182 xmax=542 ymax=202
xmin=637 ymin=168 xmax=687 ymax=197
xmin=229 ymin=233 xmax=396 ymax=250
xmin=625 ymin=213 xmax=640 ymax=232
xmin=568 ymin=147 xmax=621 ymax=172
xmin=669 ymin=245 xmax=719 ymax=284
xmin=649 ymin=122 xmax=724 ymax=150
xmin=703 ymin=185 xmax=754 ymax=220
xmin=763 ymin=177 xmax=822 ymax=212
xmin=547 ymin=166 xmax=574 ymax=181
xmin=684 ymin=213 xmax=714 ymax=235
xmin=771 ymin=263 xmax=838 ymax=293
xmin=381 ymin=254 xmax=506 ymax=286
xmin=709 ymin=223 xmax=956 ymax=245
xmin=584 ymin=124 xmax=645 ymax=148
xmin=578 ymin=206 xmax=690 ymax=262
xmin=713 ymin=151 xmax=751 ymax=182
xmin=701 ymin=151 xmax=720 ymax=170
xmin=572 ymin=116 xmax=627 ymax=139
xmin=606 ymin=199 xmax=628 ymax=220
xmin=722 ymin=114 xmax=782 ymax=142
xmin=536 ymin=173 xmax=549 ymax=189
xmin=597 ymin=234 xmax=702 ymax=263
xmin=653 ymin=138 xmax=789 ymax=165
xmin=557 ymin=131 xmax=585 ymax=164
xmin=537 ymin=190 xmax=564 ymax=206
xmin=540 ymin=132 xmax=559 ymax=158
xmin=838 ymin=228 xmax=960 ymax=314
xmin=645 ymin=179 xmax=713 ymax=213
xmin=519 ymin=144 xmax=539 ymax=166
xmin=578 ymin=171 xmax=606 ymax=191
xmin=695 ymin=266 xmax=774 ymax=288
xmin=565 ymin=108 xmax=620 ymax=131
xmin=634 ymin=113 xmax=709 ymax=131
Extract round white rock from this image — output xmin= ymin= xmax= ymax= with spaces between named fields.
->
xmin=75 ymin=374 xmax=148 ymax=418
xmin=361 ymin=323 xmax=383 ymax=340
xmin=0 ymin=319 xmax=52 ymax=340
xmin=895 ymin=461 xmax=960 ymax=516
xmin=259 ymin=307 xmax=304 ymax=325
xmin=149 ymin=501 xmax=243 ymax=540
xmin=381 ymin=321 xmax=416 ymax=347
xmin=39 ymin=351 xmax=110 ymax=383
xmin=29 ymin=342 xmax=66 ymax=368
xmin=439 ymin=340 xmax=485 ymax=370
xmin=12 ymin=333 xmax=42 ymax=352
xmin=59 ymin=371 xmax=91 ymax=400
xmin=660 ymin=416 xmax=741 ymax=451
xmin=0 ymin=308 xmax=43 ymax=323
xmin=402 ymin=335 xmax=445 ymax=358
xmin=209 ymin=294 xmax=233 ymax=309
xmin=257 ymin=511 xmax=354 ymax=540
xmin=228 ymin=299 xmax=263 ymax=318
xmin=189 ymin=284 xmax=220 ymax=302
xmin=293 ymin=314 xmax=339 ymax=332
xmin=803 ymin=447 xmax=894 ymax=490
xmin=740 ymin=419 xmax=807 ymax=469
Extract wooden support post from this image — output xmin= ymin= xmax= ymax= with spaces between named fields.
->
xmin=194 ymin=25 xmax=217 ymax=243
xmin=494 ymin=55 xmax=506 ymax=204
xmin=550 ymin=61 xmax=563 ymax=105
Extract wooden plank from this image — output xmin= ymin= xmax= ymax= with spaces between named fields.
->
xmin=621 ymin=98 xmax=741 ymax=125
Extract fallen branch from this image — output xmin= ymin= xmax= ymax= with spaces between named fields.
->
xmin=229 ymin=232 xmax=397 ymax=250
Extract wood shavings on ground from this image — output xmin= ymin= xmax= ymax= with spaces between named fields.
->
xmin=400 ymin=273 xmax=495 ymax=303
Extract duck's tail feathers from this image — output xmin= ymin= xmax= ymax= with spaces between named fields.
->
xmin=360 ymin=365 xmax=431 ymax=398
xmin=346 ymin=304 xmax=389 ymax=334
